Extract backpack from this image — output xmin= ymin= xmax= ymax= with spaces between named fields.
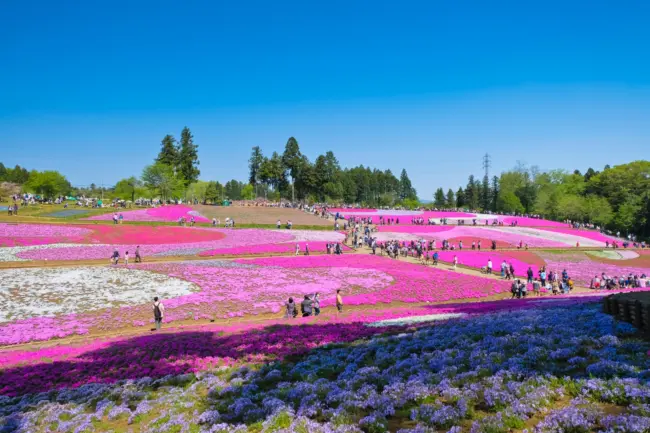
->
xmin=154 ymin=303 xmax=162 ymax=319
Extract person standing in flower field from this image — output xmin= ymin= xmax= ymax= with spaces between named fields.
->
xmin=313 ymin=293 xmax=321 ymax=316
xmin=453 ymin=255 xmax=458 ymax=270
xmin=305 ymin=243 xmax=310 ymax=256
xmin=336 ymin=289 xmax=343 ymax=313
xmin=487 ymin=259 xmax=493 ymax=274
xmin=295 ymin=243 xmax=300 ymax=256
xmin=153 ymin=297 xmax=164 ymax=330
xmin=135 ymin=246 xmax=142 ymax=263
xmin=301 ymin=295 xmax=313 ymax=317
xmin=111 ymin=248 xmax=119 ymax=265
xmin=124 ymin=251 xmax=129 ymax=265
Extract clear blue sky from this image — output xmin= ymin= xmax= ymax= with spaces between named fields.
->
xmin=1 ymin=0 xmax=649 ymax=198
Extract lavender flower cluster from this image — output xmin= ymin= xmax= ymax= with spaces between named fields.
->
xmin=2 ymin=304 xmax=650 ymax=432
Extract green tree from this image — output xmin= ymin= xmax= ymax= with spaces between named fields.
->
xmin=156 ymin=135 xmax=179 ymax=168
xmin=241 ymin=183 xmax=255 ymax=200
xmin=399 ymin=169 xmax=417 ymax=200
xmin=205 ymin=181 xmax=224 ymax=204
xmin=0 ymin=163 xmax=6 ymax=181
xmin=186 ymin=181 xmax=210 ymax=204
xmin=465 ymin=175 xmax=479 ymax=209
xmin=433 ymin=188 xmax=446 ymax=208
xmin=24 ymin=170 xmax=71 ymax=198
xmin=282 ymin=137 xmax=302 ymax=184
xmin=481 ymin=175 xmax=490 ymax=210
xmin=446 ymin=189 xmax=455 ymax=208
xmin=455 ymin=187 xmax=465 ymax=208
xmin=178 ymin=127 xmax=200 ymax=186
xmin=497 ymin=190 xmax=525 ymax=214
xmin=248 ymin=146 xmax=264 ymax=186
xmin=114 ymin=176 xmax=143 ymax=202
xmin=224 ymin=179 xmax=243 ymax=200
xmin=141 ymin=163 xmax=183 ymax=201
xmin=490 ymin=176 xmax=499 ymax=212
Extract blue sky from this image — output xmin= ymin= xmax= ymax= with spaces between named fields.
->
xmin=1 ymin=0 xmax=649 ymax=198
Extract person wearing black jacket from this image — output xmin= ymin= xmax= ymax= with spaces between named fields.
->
xmin=301 ymin=295 xmax=313 ymax=317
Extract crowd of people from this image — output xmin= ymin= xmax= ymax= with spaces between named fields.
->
xmin=110 ymin=246 xmax=142 ymax=265
xmin=284 ymin=290 xmax=344 ymax=318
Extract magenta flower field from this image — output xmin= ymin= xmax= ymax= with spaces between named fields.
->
xmin=84 ymin=204 xmax=210 ymax=222
xmin=0 ymin=255 xmax=514 ymax=344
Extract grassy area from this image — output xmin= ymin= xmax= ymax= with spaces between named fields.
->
xmin=0 ymin=203 xmax=333 ymax=230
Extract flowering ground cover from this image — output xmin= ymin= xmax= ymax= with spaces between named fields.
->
xmin=1 ymin=227 xmax=344 ymax=261
xmin=435 ymin=251 xmax=544 ymax=278
xmin=199 ymin=241 xmax=350 ymax=256
xmin=0 ymin=255 xmax=511 ymax=344
xmin=539 ymin=251 xmax=650 ymax=286
xmin=2 ymin=301 xmax=650 ymax=432
xmin=84 ymin=205 xmax=210 ymax=223
xmin=240 ymin=255 xmax=512 ymax=306
xmin=0 ymin=223 xmax=92 ymax=247
xmin=331 ymin=208 xmax=567 ymax=227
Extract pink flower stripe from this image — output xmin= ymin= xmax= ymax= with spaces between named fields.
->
xmin=15 ymin=229 xmax=294 ymax=260
xmin=375 ymin=226 xmax=566 ymax=247
xmin=84 ymin=205 xmax=210 ymax=223
xmin=534 ymin=227 xmax=620 ymax=244
xmin=198 ymin=241 xmax=350 ymax=256
xmin=501 ymin=217 xmax=566 ymax=227
xmin=0 ymin=223 xmax=91 ymax=247
xmin=238 ymin=255 xmax=513 ymax=306
xmin=540 ymin=252 xmax=650 ymax=286
xmin=435 ymin=251 xmax=542 ymax=278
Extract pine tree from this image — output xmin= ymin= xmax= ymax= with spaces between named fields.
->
xmin=491 ymin=175 xmax=499 ymax=212
xmin=248 ymin=146 xmax=264 ymax=185
xmin=178 ymin=127 xmax=200 ymax=186
xmin=433 ymin=188 xmax=446 ymax=207
xmin=399 ymin=169 xmax=416 ymax=200
xmin=446 ymin=189 xmax=455 ymax=208
xmin=156 ymin=135 xmax=179 ymax=168
xmin=456 ymin=187 xmax=465 ymax=208
xmin=482 ymin=175 xmax=490 ymax=210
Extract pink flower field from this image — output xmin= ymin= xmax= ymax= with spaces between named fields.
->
xmin=84 ymin=204 xmax=210 ymax=223
xmin=198 ymin=241 xmax=350 ymax=256
xmin=0 ymin=255 xmax=514 ymax=344
xmin=330 ymin=208 xmax=566 ymax=227
xmin=435 ymin=250 xmax=543 ymax=277
xmin=539 ymin=252 xmax=650 ymax=286
xmin=0 ymin=225 xmax=345 ymax=261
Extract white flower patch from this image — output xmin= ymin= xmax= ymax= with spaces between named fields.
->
xmin=0 ymin=267 xmax=198 ymax=323
xmin=587 ymin=250 xmax=640 ymax=260
xmin=366 ymin=313 xmax=466 ymax=327
xmin=374 ymin=232 xmax=425 ymax=242
xmin=489 ymin=227 xmax=603 ymax=247
xmin=0 ymin=244 xmax=86 ymax=262
xmin=270 ymin=230 xmax=345 ymax=243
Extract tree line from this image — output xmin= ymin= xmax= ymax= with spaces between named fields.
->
xmin=432 ymin=161 xmax=650 ymax=238
xmin=247 ymin=137 xmax=417 ymax=206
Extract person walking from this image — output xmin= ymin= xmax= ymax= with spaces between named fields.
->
xmin=124 ymin=251 xmax=129 ymax=265
xmin=336 ymin=289 xmax=343 ymax=313
xmin=111 ymin=248 xmax=119 ymax=265
xmin=135 ymin=246 xmax=142 ymax=263
xmin=285 ymin=297 xmax=297 ymax=318
xmin=487 ymin=259 xmax=493 ymax=274
xmin=295 ymin=243 xmax=300 ymax=256
xmin=527 ymin=267 xmax=534 ymax=284
xmin=153 ymin=297 xmax=164 ymax=330
xmin=305 ymin=243 xmax=310 ymax=256
xmin=453 ymin=255 xmax=458 ymax=270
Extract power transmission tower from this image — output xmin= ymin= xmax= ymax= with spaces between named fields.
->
xmin=482 ymin=153 xmax=491 ymax=180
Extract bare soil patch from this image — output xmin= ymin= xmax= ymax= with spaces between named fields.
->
xmin=193 ymin=205 xmax=331 ymax=226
